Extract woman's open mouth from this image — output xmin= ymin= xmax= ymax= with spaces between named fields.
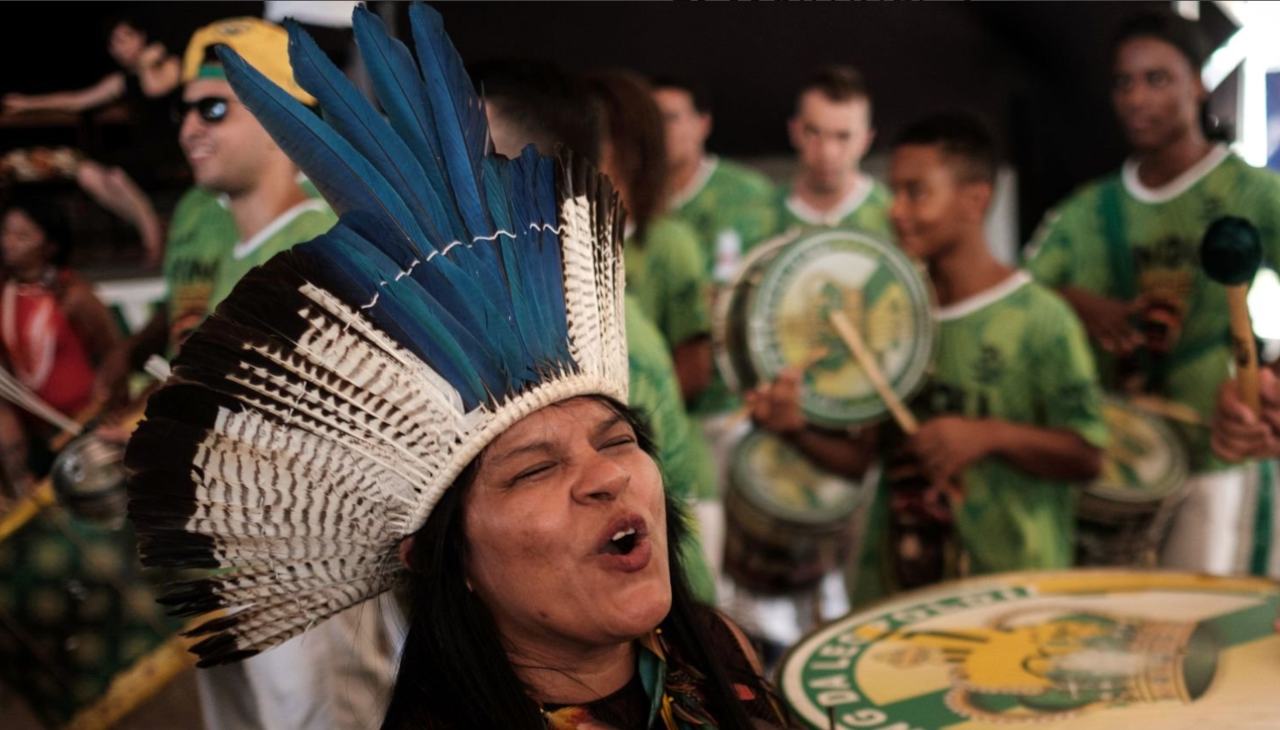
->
xmin=595 ymin=514 xmax=651 ymax=572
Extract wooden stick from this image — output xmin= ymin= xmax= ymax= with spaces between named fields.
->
xmin=1125 ymin=394 xmax=1208 ymax=428
xmin=1225 ymin=285 xmax=1261 ymax=416
xmin=828 ymin=310 xmax=919 ymax=435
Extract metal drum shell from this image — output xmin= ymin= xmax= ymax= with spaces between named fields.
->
xmin=1076 ymin=396 xmax=1191 ymax=565
xmin=723 ymin=428 xmax=866 ymax=595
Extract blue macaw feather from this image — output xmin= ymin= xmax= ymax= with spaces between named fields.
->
xmin=501 ymin=152 xmax=570 ymax=364
xmin=218 ymin=3 xmax=591 ymax=405
xmin=286 ymin=20 xmax=456 ymax=246
xmin=217 ymin=46 xmax=427 ymax=253
xmin=339 ymin=211 xmax=534 ymax=388
xmin=351 ymin=7 xmax=441 ymax=167
xmin=299 ymin=228 xmax=497 ymax=406
xmin=409 ymin=3 xmax=491 ymax=239
xmin=524 ymin=152 xmax=570 ymax=353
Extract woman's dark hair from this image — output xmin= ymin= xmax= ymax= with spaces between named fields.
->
xmin=379 ymin=396 xmax=766 ymax=730
xmin=585 ymin=71 xmax=668 ymax=244
xmin=102 ymin=12 xmax=151 ymax=45
xmin=1 ymin=193 xmax=71 ymax=268
xmin=1110 ymin=12 xmax=1232 ymax=142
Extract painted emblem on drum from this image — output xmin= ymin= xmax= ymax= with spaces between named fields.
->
xmin=745 ymin=230 xmax=935 ymax=427
xmin=734 ymin=429 xmax=861 ymax=523
xmin=780 ymin=572 xmax=1280 ymax=730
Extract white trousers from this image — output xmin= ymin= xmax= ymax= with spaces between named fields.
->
xmin=196 ymin=598 xmax=395 ymax=730
xmin=1160 ymin=467 xmax=1253 ymax=575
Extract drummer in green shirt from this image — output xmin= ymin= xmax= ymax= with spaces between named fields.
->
xmin=773 ymin=66 xmax=894 ymax=239
xmin=652 ymin=77 xmax=780 ymax=495
xmin=1025 ymin=14 xmax=1280 ymax=576
xmin=751 ymin=114 xmax=1107 ymax=605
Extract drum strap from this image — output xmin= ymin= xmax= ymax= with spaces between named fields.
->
xmin=1097 ymin=180 xmax=1225 ymax=395
xmin=1249 ymin=459 xmax=1274 ymax=576
xmin=1098 ymin=181 xmax=1134 ymax=301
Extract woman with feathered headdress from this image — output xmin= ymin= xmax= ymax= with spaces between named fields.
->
xmin=125 ymin=5 xmax=792 ymax=729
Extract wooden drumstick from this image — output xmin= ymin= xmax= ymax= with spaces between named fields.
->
xmin=1200 ymin=217 xmax=1264 ymax=416
xmin=828 ymin=310 xmax=919 ymax=435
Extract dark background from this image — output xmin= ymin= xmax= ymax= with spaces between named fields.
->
xmin=0 ymin=1 xmax=1239 ymax=245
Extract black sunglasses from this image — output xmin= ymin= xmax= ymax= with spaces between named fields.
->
xmin=172 ymin=96 xmax=231 ymax=125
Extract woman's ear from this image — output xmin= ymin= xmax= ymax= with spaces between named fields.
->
xmin=398 ymin=536 xmax=415 ymax=571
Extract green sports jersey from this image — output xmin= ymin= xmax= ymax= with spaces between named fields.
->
xmin=1025 ymin=146 xmax=1280 ymax=471
xmin=669 ymin=156 xmax=778 ymax=282
xmin=671 ymin=157 xmax=776 ymax=418
xmin=163 ymin=188 xmax=239 ymax=353
xmin=853 ymin=273 xmax=1107 ymax=605
xmin=773 ymin=176 xmax=894 ymax=240
xmin=209 ymin=200 xmax=337 ymax=308
xmin=625 ymin=294 xmax=717 ymax=601
xmin=624 ymin=215 xmax=712 ymax=350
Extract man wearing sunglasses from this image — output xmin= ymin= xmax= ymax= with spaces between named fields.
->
xmin=102 ymin=18 xmax=391 ymax=730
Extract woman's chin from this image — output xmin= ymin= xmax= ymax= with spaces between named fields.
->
xmin=600 ymin=580 xmax=673 ymax=639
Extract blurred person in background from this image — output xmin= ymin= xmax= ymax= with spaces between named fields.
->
xmin=652 ymin=75 xmax=777 ymax=498
xmin=774 ymin=65 xmax=892 ymax=238
xmin=0 ymin=194 xmax=119 ymax=498
xmin=2 ymin=15 xmax=182 ymax=264
xmin=102 ymin=17 xmax=392 ymax=730
xmin=1024 ymin=12 xmax=1280 ymax=576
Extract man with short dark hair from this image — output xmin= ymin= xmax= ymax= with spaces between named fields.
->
xmin=774 ymin=65 xmax=892 ymax=237
xmin=111 ymin=19 xmax=391 ymax=730
xmin=1025 ymin=13 xmax=1280 ymax=575
xmin=652 ymin=76 xmax=775 ymax=284
xmin=652 ymin=77 xmax=778 ymax=490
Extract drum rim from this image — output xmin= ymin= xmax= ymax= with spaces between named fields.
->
xmin=775 ymin=568 xmax=1280 ymax=729
xmin=712 ymin=229 xmax=798 ymax=396
xmin=745 ymin=228 xmax=937 ymax=427
xmin=729 ymin=427 xmax=863 ymax=525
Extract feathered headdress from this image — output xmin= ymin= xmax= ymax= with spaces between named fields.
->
xmin=125 ymin=4 xmax=628 ymax=666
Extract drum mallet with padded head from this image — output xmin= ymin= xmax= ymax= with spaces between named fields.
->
xmin=1200 ymin=216 xmax=1263 ymax=416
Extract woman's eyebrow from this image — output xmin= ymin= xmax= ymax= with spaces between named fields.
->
xmin=486 ymin=440 xmax=556 ymax=469
xmin=591 ymin=412 xmax=626 ymax=439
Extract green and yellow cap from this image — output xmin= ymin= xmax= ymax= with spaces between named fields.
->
xmin=182 ymin=17 xmax=315 ymax=105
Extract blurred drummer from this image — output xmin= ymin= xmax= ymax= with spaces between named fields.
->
xmin=750 ymin=114 xmax=1107 ymax=605
xmin=772 ymin=65 xmax=893 ymax=239
xmin=1023 ymin=13 xmax=1280 ymax=575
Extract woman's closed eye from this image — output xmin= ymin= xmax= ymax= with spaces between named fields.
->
xmin=508 ymin=461 xmax=557 ymax=486
xmin=600 ymin=434 xmax=637 ymax=451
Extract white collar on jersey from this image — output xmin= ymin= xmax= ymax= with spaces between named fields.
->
xmin=935 ymin=269 xmax=1032 ymax=322
xmin=231 ymin=198 xmax=328 ymax=261
xmin=669 ymin=155 xmax=719 ymax=210
xmin=1121 ymin=143 xmax=1230 ymax=204
xmin=785 ymin=173 xmax=874 ymax=226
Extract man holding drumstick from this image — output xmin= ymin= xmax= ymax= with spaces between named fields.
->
xmin=751 ymin=114 xmax=1106 ymax=606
